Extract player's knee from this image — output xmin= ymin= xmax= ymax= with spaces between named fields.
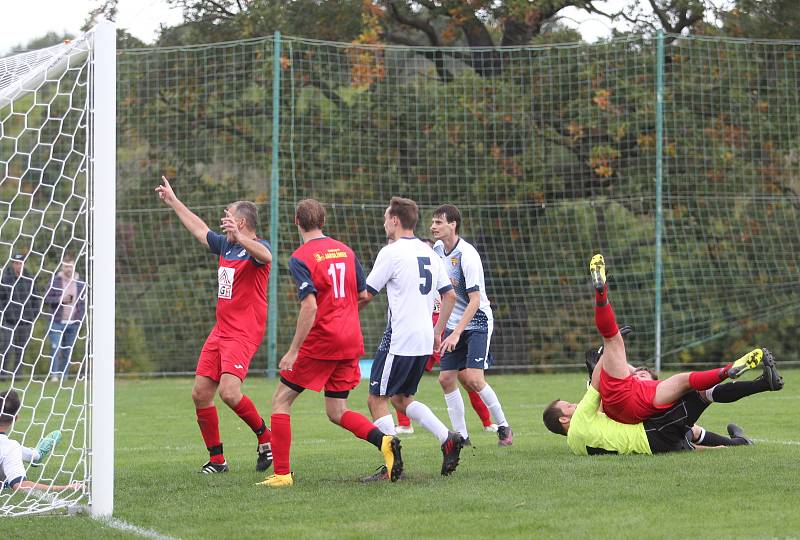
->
xmin=439 ymin=373 xmax=457 ymax=392
xmin=191 ymin=385 xmax=213 ymax=407
xmin=218 ymin=386 xmax=242 ymax=408
xmin=325 ymin=409 xmax=343 ymax=424
xmin=461 ymin=374 xmax=485 ymax=392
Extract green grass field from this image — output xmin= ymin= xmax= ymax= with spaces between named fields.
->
xmin=4 ymin=371 xmax=799 ymax=539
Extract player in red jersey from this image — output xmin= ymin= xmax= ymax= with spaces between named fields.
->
xmin=588 ymin=253 xmax=764 ymax=424
xmin=256 ymin=199 xmax=402 ymax=488
xmin=156 ymin=176 xmax=273 ymax=474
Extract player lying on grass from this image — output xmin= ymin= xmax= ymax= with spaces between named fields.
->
xmin=578 ymin=253 xmax=765 ymax=425
xmin=541 ymin=254 xmax=784 ymax=454
xmin=1 ymin=389 xmax=77 ymax=491
xmin=584 ymin=333 xmax=754 ymax=448
xmin=542 ymin=349 xmax=782 ymax=454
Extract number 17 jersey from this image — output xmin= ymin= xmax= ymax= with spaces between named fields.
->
xmin=288 ymin=237 xmax=366 ymax=361
xmin=366 ymin=237 xmax=453 ymax=356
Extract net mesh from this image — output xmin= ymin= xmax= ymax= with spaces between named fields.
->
xmin=114 ymin=34 xmax=800 ymax=374
xmin=1 ymin=37 xmax=92 ymax=516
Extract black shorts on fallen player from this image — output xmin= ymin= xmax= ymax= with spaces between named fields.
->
xmin=644 ymin=391 xmax=710 ymax=453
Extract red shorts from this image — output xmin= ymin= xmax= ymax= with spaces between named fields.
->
xmin=280 ymin=356 xmax=361 ymax=393
xmin=599 ymin=369 xmax=673 ymax=424
xmin=196 ymin=332 xmax=259 ymax=382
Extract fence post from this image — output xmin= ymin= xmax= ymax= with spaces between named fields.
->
xmin=267 ymin=31 xmax=281 ymax=378
xmin=654 ymin=30 xmax=665 ymax=374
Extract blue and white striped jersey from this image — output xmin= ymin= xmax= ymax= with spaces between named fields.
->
xmin=433 ymin=238 xmax=493 ymax=332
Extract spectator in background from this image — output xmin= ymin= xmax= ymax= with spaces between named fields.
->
xmin=0 ymin=253 xmax=41 ymax=378
xmin=45 ymin=256 xmax=85 ymax=382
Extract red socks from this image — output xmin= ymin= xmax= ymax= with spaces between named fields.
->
xmin=468 ymin=390 xmax=492 ymax=426
xmin=594 ymin=286 xmax=619 ymax=338
xmin=270 ymin=413 xmax=292 ymax=475
xmin=689 ymin=366 xmax=730 ymax=391
xmin=396 ymin=411 xmax=411 ymax=427
xmin=233 ymin=394 xmax=271 ymax=444
xmin=340 ymin=410 xmax=378 ymax=441
xmin=196 ymin=406 xmax=224 ymax=463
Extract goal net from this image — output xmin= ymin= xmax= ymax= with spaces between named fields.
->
xmin=0 ymin=22 xmax=114 ymax=517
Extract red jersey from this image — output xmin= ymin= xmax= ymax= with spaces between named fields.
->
xmin=207 ymin=231 xmax=271 ymax=345
xmin=288 ymin=236 xmax=366 ymax=360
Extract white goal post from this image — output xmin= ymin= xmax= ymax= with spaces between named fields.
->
xmin=0 ymin=21 xmax=115 ymax=517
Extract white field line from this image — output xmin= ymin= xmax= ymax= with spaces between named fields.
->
xmin=752 ymin=438 xmax=800 ymax=446
xmin=95 ymin=516 xmax=180 ymax=540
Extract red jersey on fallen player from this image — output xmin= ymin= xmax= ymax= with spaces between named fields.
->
xmin=207 ymin=231 xmax=271 ymax=345
xmin=288 ymin=236 xmax=366 ymax=360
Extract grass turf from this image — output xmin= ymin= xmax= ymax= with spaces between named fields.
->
xmin=3 ymin=371 xmax=798 ymax=539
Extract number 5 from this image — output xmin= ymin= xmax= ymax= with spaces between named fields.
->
xmin=417 ymin=257 xmax=432 ymax=295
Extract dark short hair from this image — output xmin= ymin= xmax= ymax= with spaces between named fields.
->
xmin=231 ymin=201 xmax=259 ymax=231
xmin=0 ymin=389 xmax=21 ymax=423
xmin=295 ymin=199 xmax=326 ymax=231
xmin=543 ymin=399 xmax=567 ymax=436
xmin=422 ymin=238 xmax=435 ymax=247
xmin=433 ymin=204 xmax=461 ymax=234
xmin=388 ymin=196 xmax=418 ymax=230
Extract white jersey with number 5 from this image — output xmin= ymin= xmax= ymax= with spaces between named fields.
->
xmin=433 ymin=238 xmax=493 ymax=332
xmin=366 ymin=237 xmax=452 ymax=356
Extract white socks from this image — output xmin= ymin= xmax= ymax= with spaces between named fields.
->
xmin=21 ymin=446 xmax=40 ymax=463
xmin=478 ymin=384 xmax=509 ymax=428
xmin=405 ymin=400 xmax=449 ymax=444
xmin=374 ymin=414 xmax=397 ymax=436
xmin=444 ymin=390 xmax=469 ymax=439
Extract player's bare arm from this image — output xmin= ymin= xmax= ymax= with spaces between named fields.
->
xmin=440 ymin=290 xmax=480 ymax=353
xmin=13 ymin=479 xmax=83 ymax=492
xmin=155 ymin=176 xmax=210 ymax=247
xmin=357 ymin=291 xmax=374 ymax=310
xmin=279 ymin=294 xmax=318 ymax=371
xmin=220 ymin=209 xmax=272 ymax=264
xmin=434 ymin=289 xmax=456 ymax=351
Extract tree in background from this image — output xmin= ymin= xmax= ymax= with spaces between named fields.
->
xmin=720 ymin=0 xmax=800 ymax=39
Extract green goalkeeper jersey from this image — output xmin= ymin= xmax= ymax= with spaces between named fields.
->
xmin=567 ymin=387 xmax=652 ymax=455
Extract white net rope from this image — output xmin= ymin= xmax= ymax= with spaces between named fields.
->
xmin=0 ymin=35 xmax=92 ymax=516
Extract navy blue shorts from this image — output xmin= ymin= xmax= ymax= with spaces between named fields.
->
xmin=369 ymin=349 xmax=429 ymax=397
xmin=440 ymin=329 xmax=494 ymax=371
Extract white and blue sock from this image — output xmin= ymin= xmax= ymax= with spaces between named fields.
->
xmin=444 ymin=389 xmax=468 ymax=439
xmin=405 ymin=401 xmax=449 ymax=444
xmin=478 ymin=384 xmax=509 ymax=428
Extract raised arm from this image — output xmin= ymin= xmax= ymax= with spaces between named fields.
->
xmin=155 ymin=176 xmax=210 ymax=247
